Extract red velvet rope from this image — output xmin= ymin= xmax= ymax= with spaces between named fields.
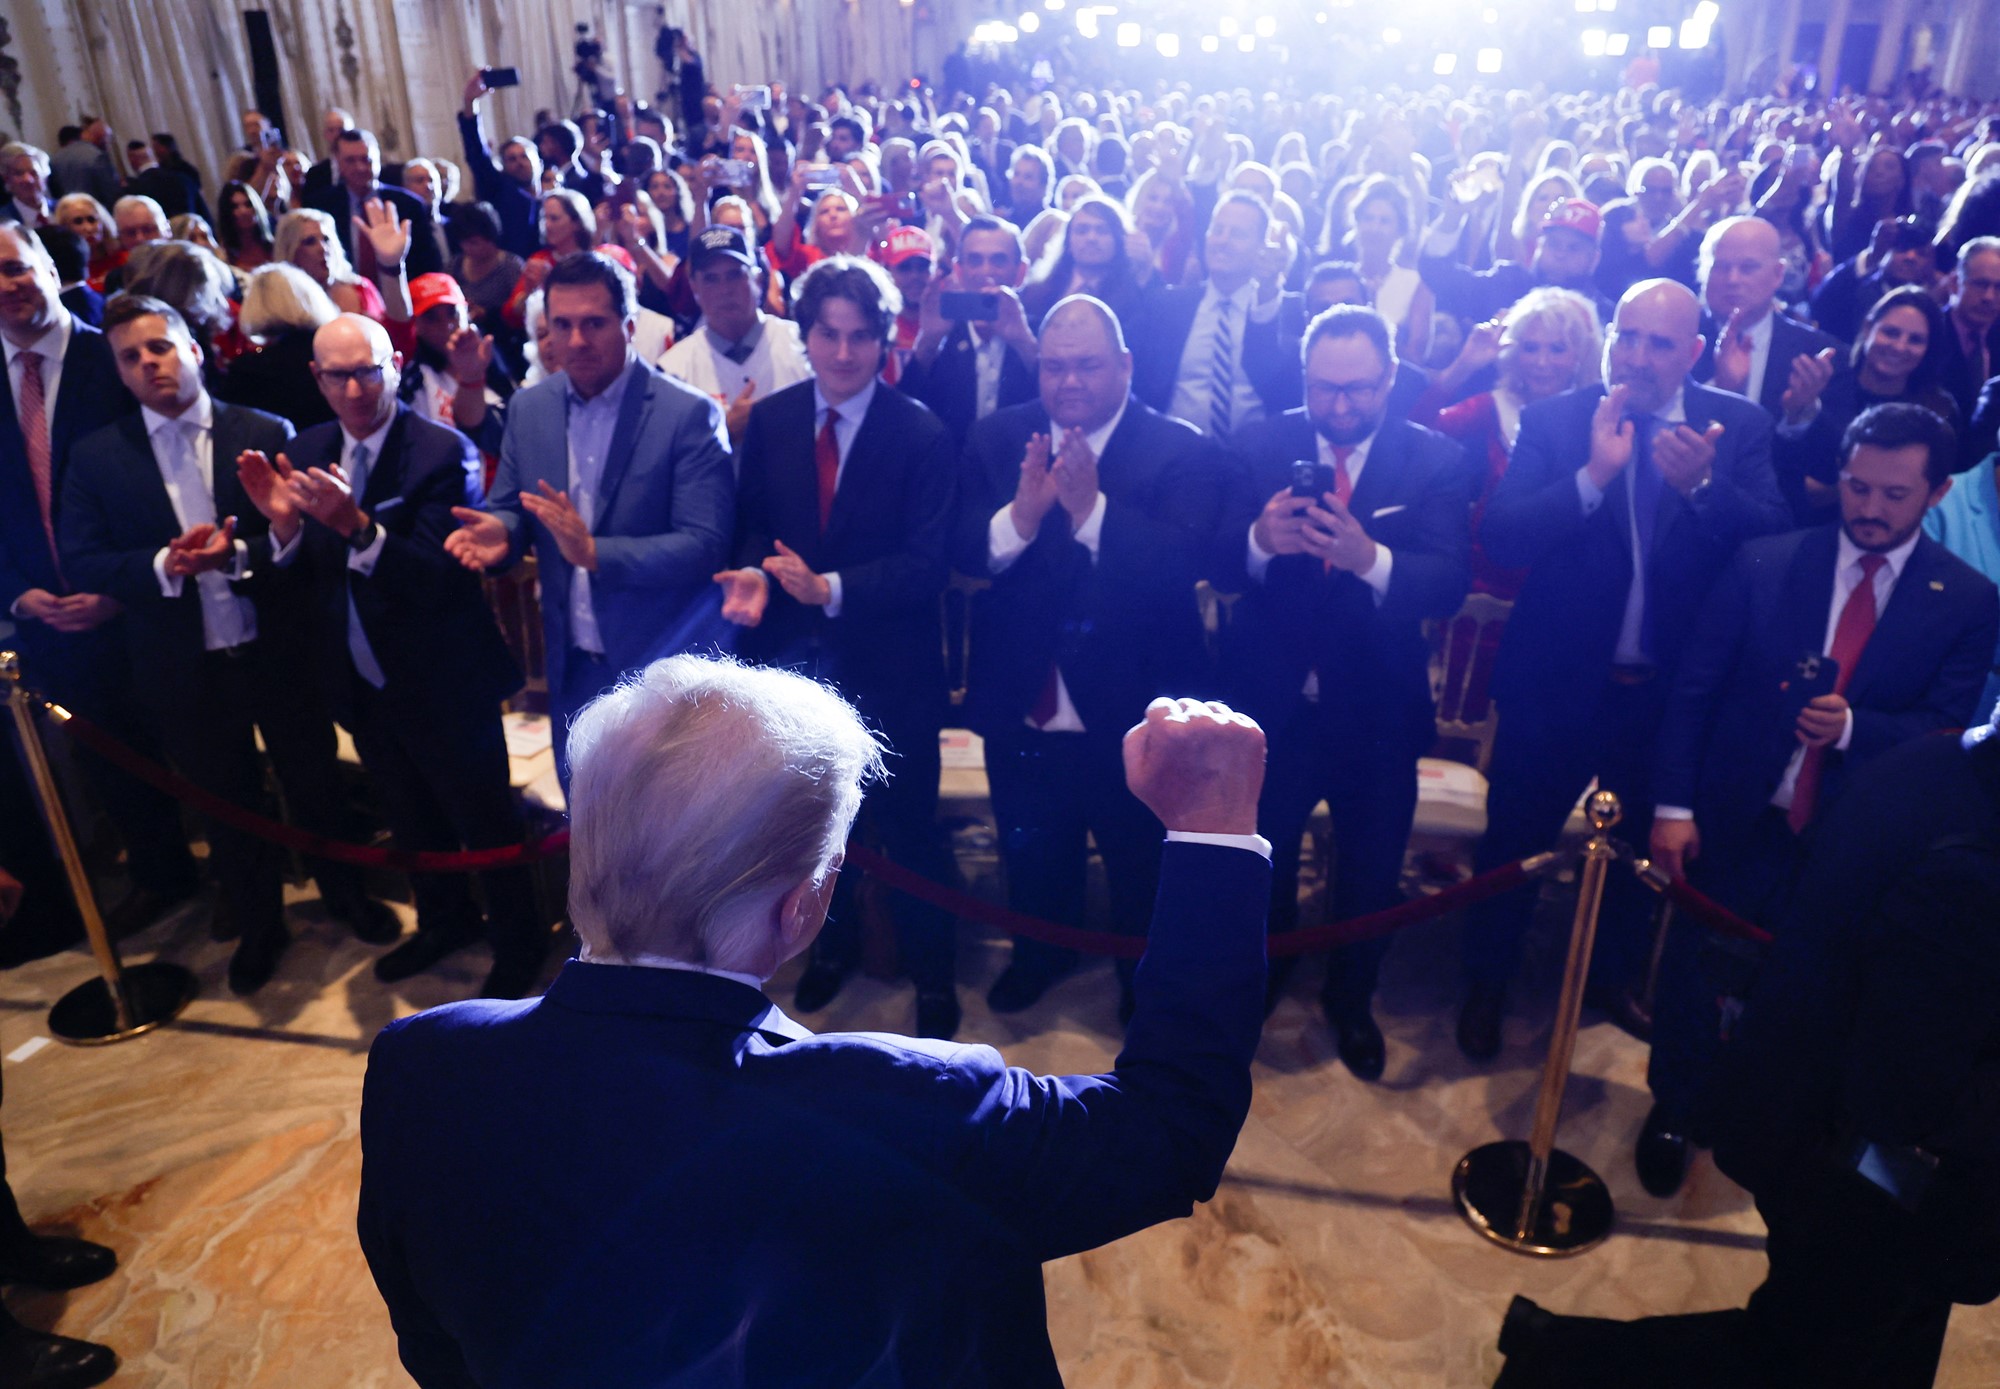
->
xmin=1653 ymin=873 xmax=1775 ymax=945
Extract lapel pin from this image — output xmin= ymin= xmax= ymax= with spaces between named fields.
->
xmin=1929 ymin=580 xmax=1945 ymax=591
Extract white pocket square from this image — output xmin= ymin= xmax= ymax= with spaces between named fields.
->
xmin=371 ymin=497 xmax=405 ymax=514
xmin=1370 ymin=504 xmax=1407 ymax=519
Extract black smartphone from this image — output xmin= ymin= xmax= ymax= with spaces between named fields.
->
xmin=941 ymin=290 xmax=1000 ymax=321
xmin=1290 ymin=459 xmax=1338 ymax=500
xmin=1778 ymin=651 xmax=1841 ymax=723
xmin=483 ymin=66 xmax=521 ymax=89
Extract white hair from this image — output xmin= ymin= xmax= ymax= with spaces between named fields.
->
xmin=240 ymin=263 xmax=339 ymax=338
xmin=565 ymin=655 xmax=886 ymax=973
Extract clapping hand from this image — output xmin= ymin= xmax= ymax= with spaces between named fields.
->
xmin=288 ymin=462 xmax=368 ymax=537
xmin=445 ymin=507 xmax=510 ymax=571
xmin=164 ymin=518 xmax=238 ymax=578
xmin=1780 ymin=347 xmax=1837 ymax=426
xmin=713 ymin=566 xmax=770 ymax=626
xmin=519 ymin=480 xmax=597 ymax=571
xmin=761 ymin=539 xmax=831 ymax=606
xmin=1051 ymin=427 xmax=1100 ymax=527
xmin=1586 ymin=384 xmax=1638 ymax=488
xmin=1653 ymin=421 xmax=1725 ymax=496
xmin=236 ymin=449 xmax=302 ymax=542
xmin=1009 ymin=432 xmax=1060 ymax=540
xmin=1711 ymin=307 xmax=1755 ymax=394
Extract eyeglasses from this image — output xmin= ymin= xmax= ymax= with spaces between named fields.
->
xmin=1306 ymin=378 xmax=1387 ymax=406
xmin=316 ymin=361 xmax=388 ymax=388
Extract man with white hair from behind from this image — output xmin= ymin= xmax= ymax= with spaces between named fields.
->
xmin=359 ymin=656 xmax=1273 ymax=1387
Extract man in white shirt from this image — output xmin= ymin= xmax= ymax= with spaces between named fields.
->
xmin=658 ymin=225 xmax=810 ymax=445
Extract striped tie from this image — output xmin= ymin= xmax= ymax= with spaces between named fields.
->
xmin=17 ymin=350 xmax=58 ymax=572
xmin=1208 ymin=298 xmax=1235 ymax=439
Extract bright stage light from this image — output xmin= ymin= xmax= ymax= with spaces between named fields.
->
xmin=1157 ymin=31 xmax=1180 ymax=55
xmin=1077 ymin=8 xmax=1099 ymax=36
xmin=1116 ymin=20 xmax=1141 ymax=45
xmin=1574 ymin=0 xmax=1595 ymax=11
xmin=1607 ymin=32 xmax=1630 ymax=53
xmin=1201 ymin=33 xmax=1219 ymax=50
xmin=1255 ymin=14 xmax=1277 ymax=36
xmin=1678 ymin=18 xmax=1709 ymax=47
xmin=969 ymin=20 xmax=1019 ymax=43
xmin=1434 ymin=53 xmax=1458 ymax=74
xmin=1019 ymin=11 xmax=1040 ymax=31
xmin=1477 ymin=47 xmax=1502 ymax=71
xmin=1238 ymin=32 xmax=1255 ymax=50
xmin=1481 ymin=7 xmax=1497 ymax=20
xmin=1219 ymin=15 xmax=1238 ymax=35
xmin=1694 ymin=1 xmax=1719 ymax=20
xmin=1045 ymin=0 xmax=1064 ymax=8
xmin=1581 ymin=28 xmax=1607 ymax=55
xmin=1382 ymin=27 xmax=1402 ymax=43
xmin=1599 ymin=0 xmax=1616 ymax=9
xmin=1647 ymin=25 xmax=1671 ymax=46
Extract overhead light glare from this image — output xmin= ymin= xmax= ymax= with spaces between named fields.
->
xmin=1116 ymin=20 xmax=1141 ymax=46
xmin=1434 ymin=53 xmax=1458 ymax=74
xmin=1476 ymin=47 xmax=1502 ymax=72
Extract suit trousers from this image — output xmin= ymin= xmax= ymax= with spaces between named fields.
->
xmin=1465 ymin=678 xmax=1666 ymax=991
xmin=982 ymin=724 xmax=1164 ymax=982
xmin=1260 ymin=699 xmax=1420 ymax=1017
xmin=554 ymin=648 xmax=618 ymax=782
xmin=347 ymin=677 xmax=541 ymax=962
xmin=148 ymin=643 xmax=367 ymax=943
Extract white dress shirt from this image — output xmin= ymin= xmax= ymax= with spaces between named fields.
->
xmin=1168 ymin=279 xmax=1276 ymax=435
xmin=987 ymin=399 xmax=1127 ymax=732
xmin=3 ymin=311 xmax=71 ymax=424
xmin=143 ymin=394 xmax=256 ymax=650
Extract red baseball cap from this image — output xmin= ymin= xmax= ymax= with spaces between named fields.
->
xmin=881 ymin=225 xmax=936 ymax=268
xmin=1541 ymin=198 xmax=1602 ymax=242
xmin=410 ymin=272 xmax=467 ymax=319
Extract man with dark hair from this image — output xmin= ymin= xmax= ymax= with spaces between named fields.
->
xmin=35 ymin=225 xmax=103 ymax=327
xmin=1003 ymin=145 xmax=1052 ymax=220
xmin=49 ymin=120 xmax=119 ymax=210
xmin=61 ymin=295 xmax=396 ymax=993
xmin=1642 ymin=401 xmax=1998 ymax=1196
xmin=1810 ymin=215 xmax=1938 ymax=345
xmin=1130 ymin=190 xmax=1301 ymax=441
xmin=1220 ymin=304 xmax=1472 ymax=1076
xmin=899 ymin=215 xmax=1039 ymax=450
xmin=457 ymin=72 xmax=543 ymax=257
xmin=715 ymin=255 xmax=962 ymax=1037
xmin=658 ymin=225 xmax=811 ymax=443
xmin=535 ymin=119 xmax=602 ymax=205
xmin=825 ymin=115 xmax=870 ymax=163
xmin=309 ymin=128 xmax=443 ymax=278
xmin=144 ymin=134 xmax=211 ymax=225
xmin=445 ymin=252 xmax=734 ymax=757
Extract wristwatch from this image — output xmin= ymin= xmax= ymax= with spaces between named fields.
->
xmin=347 ymin=520 xmax=379 ymax=552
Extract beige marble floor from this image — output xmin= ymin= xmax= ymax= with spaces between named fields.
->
xmin=1 ymin=878 xmax=1995 ymax=1388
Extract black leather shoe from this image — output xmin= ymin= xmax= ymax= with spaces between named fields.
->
xmin=1456 ymin=980 xmax=1506 ymax=1061
xmin=985 ymin=961 xmax=1063 ymax=1014
xmin=914 ymin=989 xmax=961 ymax=1040
xmin=1635 ymin=1103 xmax=1693 ymax=1197
xmin=373 ymin=926 xmax=481 ymax=984
xmin=227 ymin=926 xmax=290 ymax=995
xmin=0 ymin=1233 xmax=116 ymax=1291
xmin=1330 ymin=1008 xmax=1387 ymax=1082
xmin=792 ymin=959 xmax=851 ymax=1013
xmin=0 ymin=1316 xmax=116 ymax=1389
xmin=330 ymin=896 xmax=402 ymax=946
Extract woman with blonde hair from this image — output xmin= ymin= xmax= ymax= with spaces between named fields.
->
xmin=215 ymin=262 xmax=341 ymax=429
xmin=53 ymin=192 xmax=117 ymax=280
xmin=275 ymin=206 xmax=410 ymax=328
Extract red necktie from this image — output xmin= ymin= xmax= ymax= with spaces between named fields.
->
xmin=16 ymin=350 xmax=58 ymax=572
xmin=815 ymin=410 xmax=840 ymax=533
xmin=1788 ymin=553 xmax=1886 ymax=834
xmin=1323 ymin=444 xmax=1356 ymax=574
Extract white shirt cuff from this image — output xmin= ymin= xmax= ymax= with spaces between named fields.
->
xmin=1836 ymin=707 xmax=1854 ymax=751
xmin=1165 ymin=829 xmax=1273 ymax=861
xmin=1654 ymin=805 xmax=1695 ymax=821
xmin=822 ymin=570 xmax=842 ymax=618
xmin=1576 ymin=468 xmax=1606 ymax=515
xmin=153 ymin=547 xmax=184 ymax=598
xmin=227 ymin=538 xmax=251 ymax=580
xmin=1360 ymin=544 xmax=1393 ymax=600
xmin=1071 ymin=491 xmax=1108 ymax=560
xmin=988 ymin=503 xmax=1031 ymax=573
xmin=271 ymin=526 xmax=304 ymax=567
xmin=1246 ymin=520 xmax=1275 ymax=585
xmin=347 ymin=524 xmax=389 ymax=576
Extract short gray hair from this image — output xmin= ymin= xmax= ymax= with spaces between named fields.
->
xmin=565 ymin=655 xmax=886 ymax=972
xmin=1958 ymin=235 xmax=2000 ymax=273
xmin=113 ymin=195 xmax=169 ymax=236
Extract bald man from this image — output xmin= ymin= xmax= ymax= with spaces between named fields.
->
xmin=237 ymin=314 xmax=546 ymax=999
xmin=1454 ymin=279 xmax=1788 ymax=1067
xmin=1693 ymin=215 xmax=1840 ymax=432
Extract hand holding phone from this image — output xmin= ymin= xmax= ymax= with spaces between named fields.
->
xmin=482 ymin=66 xmax=521 ymax=89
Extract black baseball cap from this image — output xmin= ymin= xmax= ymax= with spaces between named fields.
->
xmin=690 ymin=224 xmax=756 ymax=270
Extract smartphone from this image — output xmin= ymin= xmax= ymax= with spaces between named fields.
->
xmin=259 ymin=126 xmax=284 ymax=150
xmin=718 ymin=158 xmax=755 ymax=187
xmin=1290 ymin=459 xmax=1338 ymax=500
xmin=1778 ymin=651 xmax=1841 ymax=724
xmin=734 ymin=84 xmax=773 ymax=111
xmin=483 ymin=66 xmax=521 ymax=89
xmin=802 ymin=164 xmax=841 ymax=193
xmin=941 ymin=291 xmax=1000 ymax=321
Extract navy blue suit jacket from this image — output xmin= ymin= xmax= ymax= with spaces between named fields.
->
xmin=455 ymin=113 xmax=542 ymax=258
xmin=358 ymin=840 xmax=1272 ymax=1388
xmin=896 ymin=320 xmax=1038 ymax=451
xmin=284 ymin=407 xmax=521 ymax=721
xmin=1128 ymin=283 xmax=1304 ymax=424
xmin=1654 ymin=525 xmax=1999 ymax=846
xmin=487 ymin=360 xmax=733 ymax=707
xmin=1693 ymin=310 xmax=1842 ymax=421
xmin=1482 ymin=380 xmax=1790 ymax=729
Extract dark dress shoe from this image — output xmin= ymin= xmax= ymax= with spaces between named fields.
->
xmin=985 ymin=960 xmax=1064 ymax=1014
xmin=1635 ymin=1103 xmax=1693 ymax=1197
xmin=0 ymin=1233 xmax=116 ymax=1290
xmin=1457 ymin=981 xmax=1506 ymax=1061
xmin=0 ymin=1316 xmax=116 ymax=1389
xmin=914 ymin=989 xmax=961 ymax=1040
xmin=792 ymin=958 xmax=851 ymax=1013
xmin=373 ymin=925 xmax=481 ymax=984
xmin=1496 ymin=1294 xmax=1558 ymax=1360
xmin=227 ymin=927 xmax=290 ymax=995
xmin=479 ymin=945 xmax=550 ymax=1000
xmin=1330 ymin=1008 xmax=1387 ymax=1082
xmin=330 ymin=897 xmax=402 ymax=946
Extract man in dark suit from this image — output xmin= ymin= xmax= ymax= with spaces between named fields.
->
xmin=1494 ymin=720 xmax=2000 ymax=1389
xmin=1936 ymin=237 xmax=2000 ymax=444
xmin=897 ymin=215 xmax=1039 ymax=452
xmin=60 ymin=295 xmax=395 ymax=993
xmin=359 ymin=657 xmax=1272 ymax=1389
xmin=1222 ymin=305 xmax=1472 ymax=1078
xmin=716 ymin=256 xmax=962 ymax=1038
xmin=1693 ymin=216 xmax=1842 ymax=429
xmin=234 ymin=314 xmax=548 ymax=999
xmin=0 ymin=225 xmax=200 ymax=930
xmin=456 ymin=72 xmax=542 ymax=258
xmin=1455 ymin=278 xmax=1790 ymax=1060
xmin=967 ymin=107 xmax=1015 ymax=213
xmin=445 ymin=253 xmax=734 ymax=748
xmin=1420 ymin=197 xmax=1615 ymax=326
xmin=308 ymin=128 xmax=444 ymax=280
xmin=1639 ymin=403 xmax=1999 ymax=1195
xmin=1129 ymin=190 xmax=1301 ymax=440
xmin=958 ymin=295 xmax=1225 ymax=1016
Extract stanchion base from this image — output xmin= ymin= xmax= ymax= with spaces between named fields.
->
xmin=1453 ymin=1140 xmax=1614 ymax=1257
xmin=49 ymin=963 xmax=199 ymax=1045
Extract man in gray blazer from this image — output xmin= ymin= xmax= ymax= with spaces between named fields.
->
xmin=447 ymin=253 xmax=734 ymax=755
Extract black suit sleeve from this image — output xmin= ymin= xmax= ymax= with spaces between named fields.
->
xmin=1097 ymin=427 xmax=1228 ymax=595
xmin=1688 ymin=403 xmax=1788 ymax=548
xmin=1479 ymin=399 xmax=1596 ymax=571
xmin=1374 ymin=443 xmax=1473 ymax=626
xmin=836 ymin=422 xmax=956 ymax=622
xmin=59 ymin=434 xmax=171 ymax=608
xmin=1652 ymin=546 xmax=1758 ymax=812
xmin=1848 ymin=581 xmax=2000 ymax=758
xmin=361 ymin=431 xmax=485 ymax=610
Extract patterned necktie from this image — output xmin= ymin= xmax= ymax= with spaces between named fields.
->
xmin=815 ymin=410 xmax=840 ymax=533
xmin=1787 ymin=553 xmax=1887 ymax=834
xmin=1208 ymin=298 xmax=1236 ymax=439
xmin=16 ymin=350 xmax=57 ymax=570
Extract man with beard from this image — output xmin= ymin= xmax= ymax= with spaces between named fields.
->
xmin=1220 ymin=305 xmax=1471 ymax=1076
xmin=398 ymin=273 xmax=509 ymax=455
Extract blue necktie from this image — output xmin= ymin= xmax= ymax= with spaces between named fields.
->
xmin=1630 ymin=418 xmax=1666 ymax=659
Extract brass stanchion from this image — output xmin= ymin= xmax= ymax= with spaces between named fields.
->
xmin=1452 ymin=790 xmax=1620 ymax=1257
xmin=2 ymin=652 xmax=197 ymax=1045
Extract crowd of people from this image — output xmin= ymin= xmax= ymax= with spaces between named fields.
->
xmin=4 ymin=42 xmax=2000 ymax=1389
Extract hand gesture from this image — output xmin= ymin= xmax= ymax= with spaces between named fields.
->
xmin=761 ymin=539 xmax=833 ymax=606
xmin=14 ymin=589 xmax=121 ymax=633
xmin=991 ymin=284 xmax=1034 ymax=354
xmin=445 ymin=326 xmax=494 ymax=388
xmin=1653 ymin=421 xmax=1725 ymax=496
xmin=1299 ymin=495 xmax=1379 ymax=575
xmin=236 ymin=449 xmax=302 ymax=541
xmin=165 ymin=518 xmax=238 ymax=578
xmin=1009 ymin=432 xmax=1060 ymax=541
xmin=1586 ymin=384 xmax=1637 ymax=487
xmin=1649 ymin=818 xmax=1701 ymax=882
xmin=917 ymin=271 xmax=952 ymax=343
xmin=288 ymin=462 xmax=367 ymax=537
xmin=1711 ymin=307 xmax=1755 ymax=394
xmin=353 ymin=198 xmax=411 ymax=271
xmin=713 ymin=566 xmax=770 ymax=626
xmin=1051 ymin=427 xmax=1101 ymax=526
xmin=519 ymin=480 xmax=597 ymax=571
xmin=1780 ymin=346 xmax=1837 ymax=426
xmin=1456 ymin=319 xmax=1505 ymax=375
xmin=1122 ymin=697 xmax=1266 ymax=835
xmin=463 ymin=72 xmax=490 ymax=113
xmin=1254 ymin=223 xmax=1293 ymax=293
xmin=1796 ymin=692 xmax=1850 ymax=748
xmin=723 ymin=381 xmax=756 ymax=441
xmin=445 ymin=506 xmax=509 ymax=571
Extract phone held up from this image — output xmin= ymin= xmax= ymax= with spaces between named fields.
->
xmin=941 ymin=291 xmax=1000 ymax=322
xmin=482 ymin=66 xmax=521 ymax=89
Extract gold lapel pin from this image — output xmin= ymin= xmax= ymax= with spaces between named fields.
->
xmin=1930 ymin=580 xmax=1946 ymax=591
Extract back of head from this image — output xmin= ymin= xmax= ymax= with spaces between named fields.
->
xmin=241 ymin=262 xmax=339 ymax=338
xmin=123 ymin=239 xmax=233 ymax=330
xmin=566 ymin=656 xmax=884 ymax=973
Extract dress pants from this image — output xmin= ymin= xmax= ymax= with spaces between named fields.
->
xmin=982 ymin=724 xmax=1163 ymax=983
xmin=148 ymin=642 xmax=368 ymax=944
xmin=554 ymin=648 xmax=618 ymax=783
xmin=1464 ymin=677 xmax=1667 ymax=993
xmin=1259 ymin=699 xmax=1420 ymax=1017
xmin=347 ymin=677 xmax=542 ymax=964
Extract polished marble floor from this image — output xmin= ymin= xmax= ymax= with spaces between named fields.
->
xmin=1 ymin=873 xmax=1995 ymax=1388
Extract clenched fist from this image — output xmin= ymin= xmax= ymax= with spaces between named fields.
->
xmin=1123 ymin=698 xmax=1266 ymax=835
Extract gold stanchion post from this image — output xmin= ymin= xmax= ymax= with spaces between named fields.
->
xmin=2 ymin=652 xmax=198 ymax=1044
xmin=1452 ymin=790 xmax=1621 ymax=1257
